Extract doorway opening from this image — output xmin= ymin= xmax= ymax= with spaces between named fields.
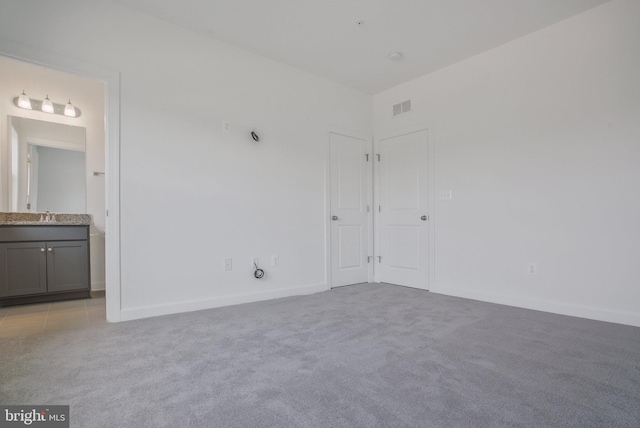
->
xmin=0 ymin=40 xmax=121 ymax=322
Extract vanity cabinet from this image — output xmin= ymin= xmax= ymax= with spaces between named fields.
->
xmin=0 ymin=225 xmax=90 ymax=306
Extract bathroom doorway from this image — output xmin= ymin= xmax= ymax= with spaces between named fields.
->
xmin=0 ymin=44 xmax=121 ymax=322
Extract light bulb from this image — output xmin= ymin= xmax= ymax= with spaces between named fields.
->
xmin=42 ymin=95 xmax=54 ymax=114
xmin=64 ymin=99 xmax=76 ymax=117
xmin=18 ymin=90 xmax=32 ymax=109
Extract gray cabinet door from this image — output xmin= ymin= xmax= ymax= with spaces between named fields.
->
xmin=0 ymin=242 xmax=48 ymax=297
xmin=46 ymin=241 xmax=89 ymax=292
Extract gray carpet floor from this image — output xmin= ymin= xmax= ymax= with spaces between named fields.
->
xmin=1 ymin=283 xmax=639 ymax=427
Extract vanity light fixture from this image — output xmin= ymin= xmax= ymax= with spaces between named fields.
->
xmin=64 ymin=100 xmax=76 ymax=117
xmin=17 ymin=90 xmax=32 ymax=109
xmin=42 ymin=95 xmax=54 ymax=114
xmin=13 ymin=92 xmax=82 ymax=118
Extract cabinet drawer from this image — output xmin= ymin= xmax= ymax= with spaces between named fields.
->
xmin=0 ymin=226 xmax=88 ymax=243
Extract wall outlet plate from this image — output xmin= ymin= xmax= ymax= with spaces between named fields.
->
xmin=224 ymin=258 xmax=232 ymax=271
xmin=271 ymin=255 xmax=279 ymax=266
xmin=439 ymin=190 xmax=452 ymax=200
xmin=527 ymin=263 xmax=537 ymax=275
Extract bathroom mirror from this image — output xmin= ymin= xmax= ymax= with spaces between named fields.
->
xmin=5 ymin=116 xmax=86 ymax=213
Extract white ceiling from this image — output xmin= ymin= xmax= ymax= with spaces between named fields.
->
xmin=113 ymin=0 xmax=609 ymax=94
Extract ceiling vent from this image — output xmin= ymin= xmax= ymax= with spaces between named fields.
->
xmin=393 ymin=99 xmax=411 ymax=116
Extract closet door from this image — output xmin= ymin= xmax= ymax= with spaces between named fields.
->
xmin=377 ymin=129 xmax=430 ymax=289
xmin=330 ymin=133 xmax=371 ymax=287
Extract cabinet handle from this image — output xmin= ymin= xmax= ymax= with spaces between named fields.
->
xmin=47 ymin=248 xmax=53 ymax=253
xmin=40 ymin=248 xmax=45 ymax=253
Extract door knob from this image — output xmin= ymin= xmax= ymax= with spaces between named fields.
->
xmin=332 ymin=215 xmax=339 ymax=221
xmin=40 ymin=248 xmax=45 ymax=253
xmin=47 ymin=248 xmax=53 ymax=252
xmin=421 ymin=215 xmax=428 ymax=221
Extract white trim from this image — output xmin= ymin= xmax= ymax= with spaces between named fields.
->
xmin=324 ymin=131 xmax=332 ymax=289
xmin=431 ymin=284 xmax=640 ymax=328
xmin=373 ymin=123 xmax=436 ymax=290
xmin=119 ymin=282 xmax=327 ymax=321
xmin=375 ymin=123 xmax=434 ymax=143
xmin=326 ymin=129 xmax=374 ymax=288
xmin=366 ymin=136 xmax=374 ymax=284
xmin=91 ymin=281 xmax=106 ymax=291
xmin=25 ymin=137 xmax=85 ymax=152
xmin=0 ymin=39 xmax=122 ymax=322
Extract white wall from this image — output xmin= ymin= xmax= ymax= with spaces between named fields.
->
xmin=4 ymin=0 xmax=635 ymax=327
xmin=373 ymin=0 xmax=640 ymax=326
xmin=0 ymin=0 xmax=371 ymax=320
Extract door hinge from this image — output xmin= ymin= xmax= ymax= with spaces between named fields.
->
xmin=365 ymin=154 xmax=369 ymax=161
xmin=367 ymin=205 xmax=370 ymax=213
xmin=377 ymin=154 xmax=381 ymax=162
xmin=378 ymin=205 xmax=381 ymax=212
xmin=368 ymin=256 xmax=371 ymax=263
xmin=378 ymin=256 xmax=382 ymax=263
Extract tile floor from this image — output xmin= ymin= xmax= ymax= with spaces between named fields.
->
xmin=0 ymin=296 xmax=106 ymax=338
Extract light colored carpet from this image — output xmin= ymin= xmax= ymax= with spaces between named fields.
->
xmin=1 ymin=283 xmax=639 ymax=427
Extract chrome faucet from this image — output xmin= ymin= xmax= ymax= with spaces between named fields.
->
xmin=39 ymin=210 xmax=57 ymax=222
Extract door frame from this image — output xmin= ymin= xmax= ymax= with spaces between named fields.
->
xmin=326 ymin=129 xmax=374 ymax=289
xmin=0 ymin=39 xmax=122 ymax=322
xmin=373 ymin=124 xmax=436 ymax=289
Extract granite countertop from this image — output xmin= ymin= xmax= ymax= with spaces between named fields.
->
xmin=0 ymin=212 xmax=92 ymax=226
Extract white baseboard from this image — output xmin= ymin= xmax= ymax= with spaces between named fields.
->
xmin=430 ymin=284 xmax=640 ymax=328
xmin=118 ymin=283 xmax=328 ymax=322
xmin=91 ymin=281 xmax=106 ymax=291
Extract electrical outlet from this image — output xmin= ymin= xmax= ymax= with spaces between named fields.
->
xmin=527 ymin=263 xmax=537 ymax=275
xmin=252 ymin=257 xmax=259 ymax=268
xmin=224 ymin=258 xmax=232 ymax=271
xmin=223 ymin=121 xmax=231 ymax=133
xmin=439 ymin=190 xmax=452 ymax=200
xmin=271 ymin=255 xmax=279 ymax=266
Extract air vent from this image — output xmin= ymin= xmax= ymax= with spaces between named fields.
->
xmin=392 ymin=99 xmax=411 ymax=116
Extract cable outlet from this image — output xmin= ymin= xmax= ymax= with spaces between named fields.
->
xmin=527 ymin=263 xmax=537 ymax=275
xmin=224 ymin=258 xmax=232 ymax=271
xmin=271 ymin=255 xmax=279 ymax=266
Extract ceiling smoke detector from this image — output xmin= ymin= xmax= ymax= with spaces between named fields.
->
xmin=388 ymin=52 xmax=404 ymax=61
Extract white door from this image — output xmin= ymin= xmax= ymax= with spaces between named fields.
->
xmin=377 ymin=129 xmax=430 ymax=289
xmin=330 ymin=133 xmax=370 ymax=287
